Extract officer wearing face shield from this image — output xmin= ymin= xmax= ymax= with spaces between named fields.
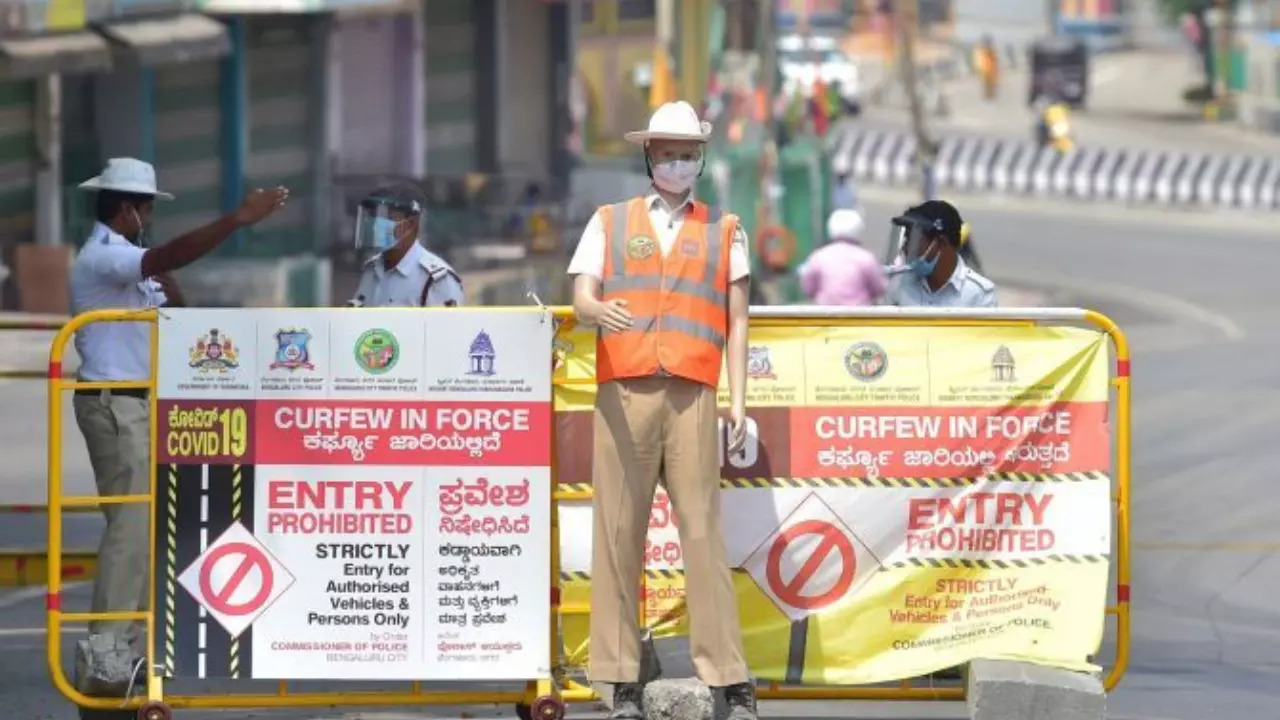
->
xmin=348 ymin=184 xmax=464 ymax=308
xmin=886 ymin=200 xmax=997 ymax=308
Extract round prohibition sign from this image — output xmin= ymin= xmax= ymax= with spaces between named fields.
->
xmin=198 ymin=541 xmax=275 ymax=617
xmin=765 ymin=519 xmax=856 ymax=611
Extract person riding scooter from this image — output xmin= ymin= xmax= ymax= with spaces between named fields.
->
xmin=1033 ymin=92 xmax=1074 ymax=153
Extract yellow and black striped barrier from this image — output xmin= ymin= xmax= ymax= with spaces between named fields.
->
xmin=556 ymin=471 xmax=1106 ymax=495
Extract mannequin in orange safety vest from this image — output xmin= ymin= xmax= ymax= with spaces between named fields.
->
xmin=565 ymin=100 xmax=756 ymax=720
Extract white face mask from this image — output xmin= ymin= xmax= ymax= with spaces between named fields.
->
xmin=651 ymin=159 xmax=700 ymax=194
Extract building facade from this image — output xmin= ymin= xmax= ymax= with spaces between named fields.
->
xmin=0 ymin=0 xmax=576 ymax=310
xmin=575 ymin=0 xmax=715 ymax=155
xmin=1 ymin=0 xmax=230 ymax=311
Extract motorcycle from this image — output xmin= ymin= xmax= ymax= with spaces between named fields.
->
xmin=1035 ymin=99 xmax=1074 ymax=153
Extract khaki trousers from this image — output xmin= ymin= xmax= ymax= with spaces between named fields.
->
xmin=73 ymin=390 xmax=151 ymax=652
xmin=588 ymin=376 xmax=749 ymax=687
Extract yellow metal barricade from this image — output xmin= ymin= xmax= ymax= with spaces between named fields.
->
xmin=546 ymin=306 xmax=1131 ymax=704
xmin=46 ymin=308 xmax=563 ymax=720
xmin=45 ymin=306 xmax=1130 ymax=717
xmin=0 ymin=316 xmax=98 ymax=588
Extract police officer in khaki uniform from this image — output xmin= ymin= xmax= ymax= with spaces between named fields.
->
xmin=348 ymin=185 xmax=465 ymax=308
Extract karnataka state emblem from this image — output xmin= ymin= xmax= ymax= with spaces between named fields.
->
xmin=270 ymin=329 xmax=315 ymax=371
xmin=627 ymin=235 xmax=656 ymax=260
xmin=843 ymin=341 xmax=888 ymax=382
xmin=354 ymin=329 xmax=399 ymax=375
xmin=747 ymin=346 xmax=776 ymax=379
xmin=188 ymin=329 xmax=239 ymax=374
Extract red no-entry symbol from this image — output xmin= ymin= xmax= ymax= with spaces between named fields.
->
xmin=198 ymin=541 xmax=274 ymax=617
xmin=765 ymin=519 xmax=856 ymax=611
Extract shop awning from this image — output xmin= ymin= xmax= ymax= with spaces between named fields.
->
xmin=0 ymin=31 xmax=113 ymax=79
xmin=98 ymin=13 xmax=230 ymax=66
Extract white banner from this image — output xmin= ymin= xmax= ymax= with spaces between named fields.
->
xmin=157 ymin=308 xmax=554 ymax=681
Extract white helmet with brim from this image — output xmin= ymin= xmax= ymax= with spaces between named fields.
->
xmin=624 ymin=101 xmax=712 ymax=145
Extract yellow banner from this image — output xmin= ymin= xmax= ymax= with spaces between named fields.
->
xmin=553 ymin=321 xmax=1114 ymax=683
xmin=561 ymin=563 xmax=1107 ymax=683
xmin=554 ymin=325 xmax=1108 ymax=412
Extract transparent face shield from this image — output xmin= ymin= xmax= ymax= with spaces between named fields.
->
xmin=901 ymin=224 xmax=936 ymax=261
xmin=886 ymin=223 xmax=936 ymax=276
xmin=354 ymin=204 xmax=425 ymax=251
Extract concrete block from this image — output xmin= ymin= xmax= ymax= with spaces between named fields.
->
xmin=643 ymin=678 xmax=714 ymax=720
xmin=592 ymin=630 xmax=663 ymax=710
xmin=967 ymin=659 xmax=1105 ymax=720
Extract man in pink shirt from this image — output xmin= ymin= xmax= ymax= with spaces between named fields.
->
xmin=798 ymin=208 xmax=887 ymax=306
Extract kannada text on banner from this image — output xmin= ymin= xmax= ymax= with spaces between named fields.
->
xmin=551 ymin=323 xmax=1113 ymax=684
xmin=152 ymin=308 xmax=552 ymax=682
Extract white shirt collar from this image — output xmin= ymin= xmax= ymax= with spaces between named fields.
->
xmin=918 ymin=256 xmax=969 ymax=294
xmin=374 ymin=241 xmax=424 ymax=279
xmin=646 ymin=188 xmax=695 ymax=215
xmin=90 ymin=221 xmax=133 ymax=246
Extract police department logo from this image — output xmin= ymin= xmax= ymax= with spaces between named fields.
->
xmin=843 ymin=341 xmax=888 ymax=382
xmin=627 ymin=235 xmax=656 ymax=260
xmin=354 ymin=329 xmax=399 ymax=374
xmin=188 ymin=329 xmax=239 ymax=374
xmin=747 ymin=346 xmax=776 ymax=379
xmin=270 ymin=329 xmax=315 ymax=372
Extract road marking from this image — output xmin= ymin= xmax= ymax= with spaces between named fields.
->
xmin=0 ymin=581 xmax=88 ymax=609
xmin=0 ymin=586 xmax=47 ymax=609
xmin=1092 ymin=63 xmax=1121 ymax=86
xmin=856 ymin=184 xmax=1280 ymax=235
xmin=1136 ymin=541 xmax=1280 ymax=553
xmin=1022 ymin=273 xmax=1245 ymax=342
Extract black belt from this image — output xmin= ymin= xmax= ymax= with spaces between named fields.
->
xmin=74 ymin=387 xmax=149 ymax=399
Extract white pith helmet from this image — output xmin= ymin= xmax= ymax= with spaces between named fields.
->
xmin=624 ymin=101 xmax=713 ymax=145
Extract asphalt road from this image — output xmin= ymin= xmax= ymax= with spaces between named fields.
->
xmin=862 ymin=48 xmax=1280 ymax=156
xmin=1 ymin=192 xmax=1278 ymax=719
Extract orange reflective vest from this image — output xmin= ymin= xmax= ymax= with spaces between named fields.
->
xmin=596 ymin=197 xmax=734 ymax=389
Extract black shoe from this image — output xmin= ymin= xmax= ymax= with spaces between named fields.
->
xmin=723 ymin=682 xmax=758 ymax=720
xmin=610 ymin=682 xmax=645 ymax=720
